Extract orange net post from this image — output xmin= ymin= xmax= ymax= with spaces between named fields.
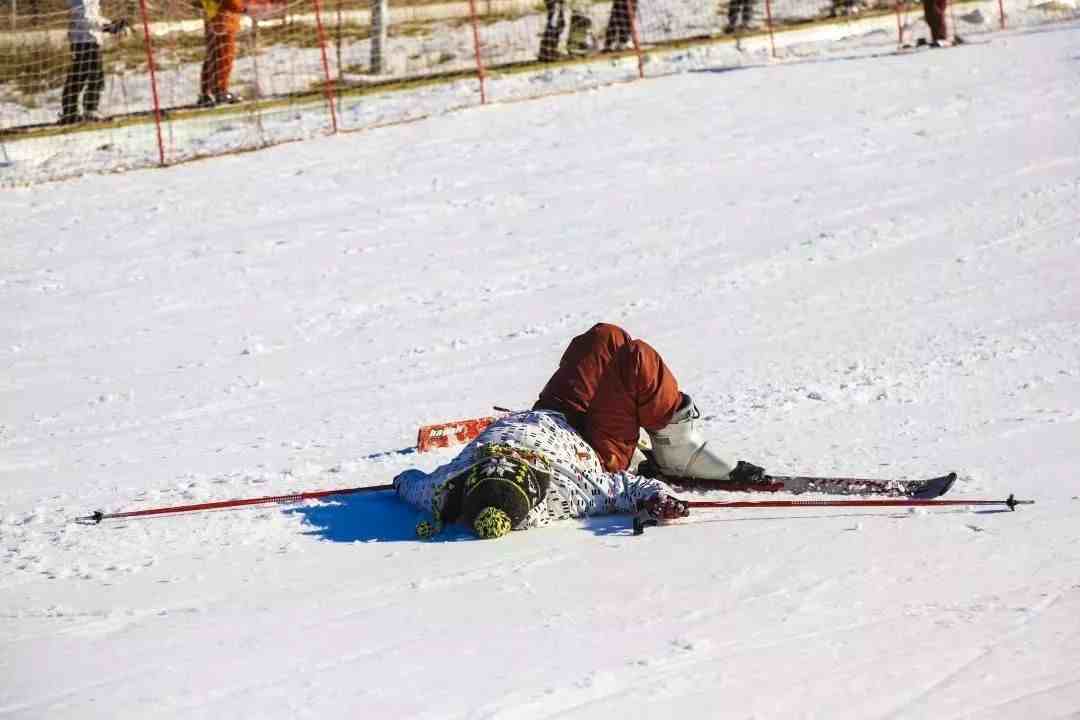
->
xmin=136 ymin=0 xmax=165 ymax=165
xmin=309 ymin=0 xmax=338 ymax=131
xmin=466 ymin=0 xmax=486 ymax=103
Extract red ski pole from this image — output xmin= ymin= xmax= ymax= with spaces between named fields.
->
xmin=636 ymin=495 xmax=1032 ymax=534
xmin=686 ymin=495 xmax=1031 ymax=511
xmin=76 ymin=484 xmax=395 ymax=524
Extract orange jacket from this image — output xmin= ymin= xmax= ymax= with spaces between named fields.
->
xmin=203 ymin=0 xmax=246 ymax=20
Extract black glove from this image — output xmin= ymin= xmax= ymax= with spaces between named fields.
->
xmin=640 ymin=493 xmax=690 ymax=520
xmin=632 ymin=493 xmax=689 ymax=535
xmin=103 ymin=18 xmax=131 ymax=34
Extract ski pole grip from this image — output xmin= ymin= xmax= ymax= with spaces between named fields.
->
xmin=632 ymin=508 xmax=658 ymax=536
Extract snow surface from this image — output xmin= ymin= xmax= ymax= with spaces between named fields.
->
xmin=3 ymin=19 xmax=1080 ymax=719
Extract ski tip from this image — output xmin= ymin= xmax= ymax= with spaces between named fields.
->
xmin=941 ymin=472 xmax=958 ymax=495
xmin=912 ymin=472 xmax=958 ymax=500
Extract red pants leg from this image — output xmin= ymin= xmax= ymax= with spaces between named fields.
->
xmin=585 ymin=339 xmax=681 ymax=472
xmin=533 ymin=323 xmax=633 ymax=433
xmin=200 ymin=18 xmax=215 ymax=97
xmin=534 ymin=323 xmax=682 ymax=472
xmin=214 ymin=14 xmax=241 ymax=93
xmin=201 ymin=13 xmax=240 ymax=97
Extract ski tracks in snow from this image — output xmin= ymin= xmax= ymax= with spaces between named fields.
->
xmin=440 ymin=584 xmax=1080 ymax=720
xmin=881 ymin=586 xmax=1080 ymax=718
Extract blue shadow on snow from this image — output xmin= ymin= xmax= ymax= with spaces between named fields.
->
xmin=288 ymin=493 xmax=418 ymax=543
xmin=286 ymin=492 xmax=475 ymax=543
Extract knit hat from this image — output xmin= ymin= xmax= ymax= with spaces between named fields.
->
xmin=460 ymin=445 xmax=551 ymax=539
xmin=472 ymin=506 xmax=513 ymax=539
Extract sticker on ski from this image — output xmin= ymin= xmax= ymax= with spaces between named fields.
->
xmin=416 ymin=416 xmax=497 ymax=452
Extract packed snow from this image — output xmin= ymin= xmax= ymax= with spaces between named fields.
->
xmin=2 ymin=18 xmax=1079 ymax=719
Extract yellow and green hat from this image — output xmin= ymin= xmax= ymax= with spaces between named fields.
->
xmin=460 ymin=444 xmax=551 ymax=539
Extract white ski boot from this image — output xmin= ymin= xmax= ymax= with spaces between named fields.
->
xmin=647 ymin=394 xmax=735 ymax=480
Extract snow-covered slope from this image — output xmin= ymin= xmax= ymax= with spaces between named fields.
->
xmin=2 ymin=21 xmax=1079 ymax=719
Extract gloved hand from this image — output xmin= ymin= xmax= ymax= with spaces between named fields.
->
xmin=632 ymin=492 xmax=689 ymax=535
xmin=103 ymin=18 xmax=131 ymax=34
xmin=638 ymin=492 xmax=690 ymax=521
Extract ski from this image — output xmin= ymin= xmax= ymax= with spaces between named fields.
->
xmin=697 ymin=472 xmax=959 ymax=499
xmin=638 ymin=451 xmax=956 ymax=498
xmin=416 ymin=407 xmax=515 ymax=452
xmin=659 ymin=471 xmax=957 ymax=498
xmin=416 ymin=415 xmax=499 ymax=452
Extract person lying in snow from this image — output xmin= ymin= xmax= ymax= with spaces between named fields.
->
xmin=394 ymin=323 xmax=766 ymax=539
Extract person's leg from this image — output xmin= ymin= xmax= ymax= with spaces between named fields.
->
xmin=541 ymin=324 xmax=736 ymax=478
xmin=589 ymin=337 xmax=736 ymax=479
xmin=61 ymin=42 xmax=91 ymax=122
xmin=739 ymin=0 xmax=755 ymax=27
xmin=200 ymin=17 xmax=218 ymax=100
xmin=604 ymin=0 xmax=625 ymax=48
xmin=567 ymin=13 xmax=593 ymax=55
xmin=212 ymin=13 xmax=241 ymax=98
xmin=584 ymin=338 xmax=682 ymax=472
xmin=566 ymin=0 xmax=593 ymax=56
xmin=646 ymin=392 xmax=736 ymax=480
xmin=82 ymin=42 xmax=105 ymax=116
xmin=539 ymin=0 xmax=566 ymax=60
xmin=725 ymin=0 xmax=743 ymax=31
xmin=923 ymin=0 xmax=948 ymax=41
xmin=534 ymin=323 xmax=633 ymax=433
